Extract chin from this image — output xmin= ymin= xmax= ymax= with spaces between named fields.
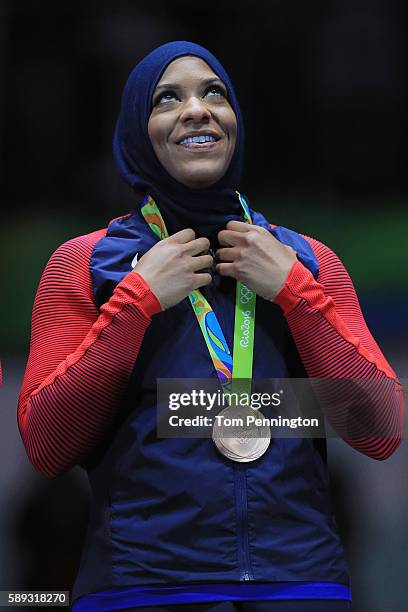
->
xmin=182 ymin=176 xmax=219 ymax=189
xmin=175 ymin=164 xmax=226 ymax=189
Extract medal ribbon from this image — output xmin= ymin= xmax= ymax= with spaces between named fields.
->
xmin=140 ymin=192 xmax=256 ymax=403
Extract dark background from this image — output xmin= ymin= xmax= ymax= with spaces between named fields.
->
xmin=0 ymin=1 xmax=407 ymax=611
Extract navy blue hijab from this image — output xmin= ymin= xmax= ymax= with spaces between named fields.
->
xmin=113 ymin=41 xmax=244 ymax=239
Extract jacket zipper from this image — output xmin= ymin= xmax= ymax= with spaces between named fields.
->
xmin=208 ymin=254 xmax=253 ymax=580
xmin=234 ymin=465 xmax=254 ymax=581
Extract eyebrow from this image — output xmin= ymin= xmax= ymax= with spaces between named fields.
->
xmin=153 ymin=77 xmax=227 ymax=93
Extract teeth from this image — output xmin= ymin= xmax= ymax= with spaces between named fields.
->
xmin=179 ymin=135 xmax=217 ymax=145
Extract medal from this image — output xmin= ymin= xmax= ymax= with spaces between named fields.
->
xmin=141 ymin=192 xmax=270 ymax=462
xmin=212 ymin=405 xmax=270 ymax=462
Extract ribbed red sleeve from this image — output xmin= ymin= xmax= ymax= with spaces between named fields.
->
xmin=17 ymin=230 xmax=162 ymax=478
xmin=274 ymin=236 xmax=405 ymax=460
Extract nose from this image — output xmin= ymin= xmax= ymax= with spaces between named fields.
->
xmin=179 ymin=96 xmax=211 ymax=123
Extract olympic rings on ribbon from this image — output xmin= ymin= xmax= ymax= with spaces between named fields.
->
xmin=240 ymin=284 xmax=254 ymax=304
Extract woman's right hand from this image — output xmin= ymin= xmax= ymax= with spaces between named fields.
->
xmin=132 ymin=229 xmax=212 ymax=310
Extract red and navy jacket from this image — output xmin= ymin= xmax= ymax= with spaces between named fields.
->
xmin=17 ymin=208 xmax=404 ymax=609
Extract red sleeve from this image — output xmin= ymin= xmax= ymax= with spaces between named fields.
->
xmin=274 ymin=237 xmax=405 ymax=460
xmin=17 ymin=230 xmax=162 ymax=478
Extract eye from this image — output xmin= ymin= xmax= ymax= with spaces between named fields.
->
xmin=153 ymin=90 xmax=179 ymax=106
xmin=204 ymin=85 xmax=226 ymax=99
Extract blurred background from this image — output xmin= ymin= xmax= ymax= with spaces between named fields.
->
xmin=0 ymin=0 xmax=407 ymax=610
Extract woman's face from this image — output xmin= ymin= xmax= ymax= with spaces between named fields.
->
xmin=148 ymin=56 xmax=237 ymax=189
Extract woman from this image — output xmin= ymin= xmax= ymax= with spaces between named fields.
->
xmin=18 ymin=41 xmax=404 ymax=611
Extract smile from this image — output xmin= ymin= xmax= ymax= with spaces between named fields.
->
xmin=177 ymin=134 xmax=221 ymax=146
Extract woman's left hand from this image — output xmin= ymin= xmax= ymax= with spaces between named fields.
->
xmin=216 ymin=221 xmax=297 ymax=301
